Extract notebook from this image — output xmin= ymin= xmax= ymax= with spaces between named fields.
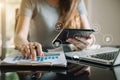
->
xmin=1 ymin=50 xmax=67 ymax=67
xmin=65 ymin=47 xmax=120 ymax=66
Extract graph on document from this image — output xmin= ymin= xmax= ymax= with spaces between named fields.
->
xmin=13 ymin=53 xmax=60 ymax=62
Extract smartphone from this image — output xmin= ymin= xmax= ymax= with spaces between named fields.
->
xmin=52 ymin=29 xmax=95 ymax=45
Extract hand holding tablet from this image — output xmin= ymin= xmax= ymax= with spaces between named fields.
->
xmin=52 ymin=29 xmax=95 ymax=45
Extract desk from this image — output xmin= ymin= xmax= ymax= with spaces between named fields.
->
xmin=0 ymin=64 xmax=67 ymax=80
xmin=1 ymin=46 xmax=120 ymax=80
xmin=0 ymin=61 xmax=120 ymax=80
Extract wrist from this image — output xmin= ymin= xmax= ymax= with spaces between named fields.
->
xmin=88 ymin=35 xmax=96 ymax=46
xmin=14 ymin=37 xmax=28 ymax=51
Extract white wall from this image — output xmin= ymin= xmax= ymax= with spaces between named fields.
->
xmin=88 ymin=0 xmax=120 ymax=46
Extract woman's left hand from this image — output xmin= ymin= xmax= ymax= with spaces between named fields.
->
xmin=66 ymin=35 xmax=95 ymax=50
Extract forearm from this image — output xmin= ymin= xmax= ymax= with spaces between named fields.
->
xmin=14 ymin=35 xmax=29 ymax=50
xmin=14 ymin=30 xmax=44 ymax=60
xmin=14 ymin=16 xmax=30 ymax=50
xmin=80 ymin=15 xmax=90 ymax=29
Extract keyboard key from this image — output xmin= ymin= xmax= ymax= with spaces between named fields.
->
xmin=91 ymin=51 xmax=118 ymax=60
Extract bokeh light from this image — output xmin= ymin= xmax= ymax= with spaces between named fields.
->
xmin=103 ymin=34 xmax=113 ymax=44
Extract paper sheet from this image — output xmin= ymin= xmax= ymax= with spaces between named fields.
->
xmin=2 ymin=49 xmax=67 ymax=67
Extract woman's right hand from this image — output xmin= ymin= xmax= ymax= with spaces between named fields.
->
xmin=19 ymin=42 xmax=44 ymax=61
xmin=14 ymin=15 xmax=44 ymax=60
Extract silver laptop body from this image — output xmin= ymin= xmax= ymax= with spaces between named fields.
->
xmin=113 ymin=66 xmax=120 ymax=80
xmin=65 ymin=47 xmax=120 ymax=66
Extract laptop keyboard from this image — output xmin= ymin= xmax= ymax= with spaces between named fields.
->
xmin=91 ymin=51 xmax=118 ymax=60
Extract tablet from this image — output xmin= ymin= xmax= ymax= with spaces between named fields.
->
xmin=52 ymin=29 xmax=95 ymax=45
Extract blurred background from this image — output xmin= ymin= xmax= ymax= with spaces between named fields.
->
xmin=87 ymin=0 xmax=120 ymax=46
xmin=0 ymin=0 xmax=120 ymax=80
xmin=0 ymin=0 xmax=20 ymax=57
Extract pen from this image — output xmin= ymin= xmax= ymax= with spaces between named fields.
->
xmin=32 ymin=46 xmax=48 ymax=52
xmin=42 ymin=48 xmax=48 ymax=52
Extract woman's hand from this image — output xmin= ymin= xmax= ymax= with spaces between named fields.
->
xmin=66 ymin=35 xmax=95 ymax=50
xmin=19 ymin=42 xmax=44 ymax=60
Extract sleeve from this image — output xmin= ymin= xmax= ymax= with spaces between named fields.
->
xmin=78 ymin=0 xmax=87 ymax=15
xmin=19 ymin=0 xmax=35 ymax=18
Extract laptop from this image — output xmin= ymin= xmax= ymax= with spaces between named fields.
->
xmin=65 ymin=47 xmax=120 ymax=66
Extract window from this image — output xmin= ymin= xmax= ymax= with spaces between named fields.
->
xmin=6 ymin=0 xmax=21 ymax=48
xmin=0 ymin=0 xmax=21 ymax=58
xmin=0 ymin=5 xmax=2 ymax=42
xmin=0 ymin=0 xmax=21 ymax=79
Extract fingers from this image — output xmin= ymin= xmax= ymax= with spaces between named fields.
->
xmin=20 ymin=42 xmax=44 ymax=60
xmin=75 ymin=37 xmax=89 ymax=45
xmin=66 ymin=38 xmax=88 ymax=50
xmin=24 ymin=45 xmax=30 ymax=56
xmin=20 ymin=45 xmax=28 ymax=57
xmin=66 ymin=35 xmax=95 ymax=50
xmin=29 ymin=44 xmax=37 ymax=60
xmin=33 ymin=42 xmax=44 ymax=57
xmin=87 ymin=34 xmax=96 ymax=46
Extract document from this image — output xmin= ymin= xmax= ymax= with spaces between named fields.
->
xmin=1 ymin=49 xmax=67 ymax=67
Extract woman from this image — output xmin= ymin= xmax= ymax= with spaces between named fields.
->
xmin=14 ymin=0 xmax=94 ymax=79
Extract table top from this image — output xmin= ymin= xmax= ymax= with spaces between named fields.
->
xmin=1 ymin=60 xmax=120 ymax=80
xmin=1 ymin=46 xmax=120 ymax=80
